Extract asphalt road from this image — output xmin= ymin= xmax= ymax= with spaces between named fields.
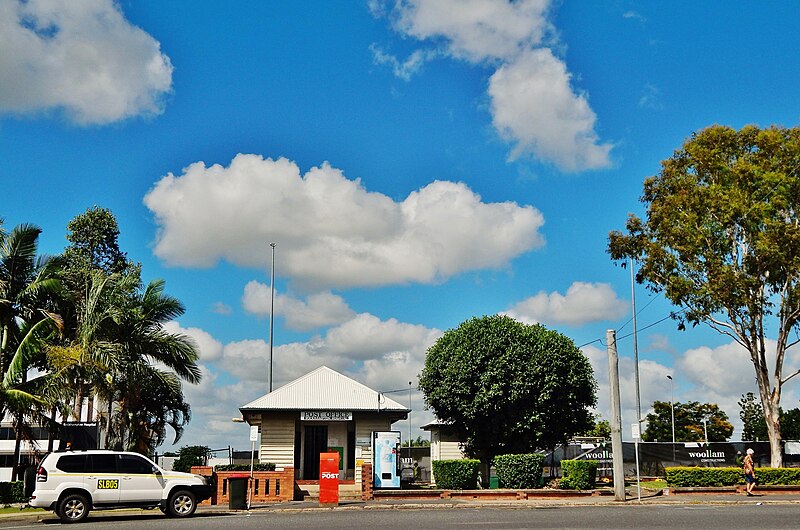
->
xmin=2 ymin=503 xmax=796 ymax=529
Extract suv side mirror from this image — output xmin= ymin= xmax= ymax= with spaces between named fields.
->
xmin=152 ymin=466 xmax=162 ymax=475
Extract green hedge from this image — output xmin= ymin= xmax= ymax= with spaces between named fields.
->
xmin=0 ymin=482 xmax=25 ymax=504
xmin=432 ymin=459 xmax=480 ymax=490
xmin=560 ymin=460 xmax=597 ymax=490
xmin=666 ymin=466 xmax=800 ymax=486
xmin=754 ymin=468 xmax=800 ymax=485
xmin=215 ymin=463 xmax=276 ymax=472
xmin=494 ymin=453 xmax=545 ymax=489
xmin=665 ymin=467 xmax=742 ymax=486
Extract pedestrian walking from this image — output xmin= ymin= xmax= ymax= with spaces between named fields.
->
xmin=743 ymin=448 xmax=757 ymax=496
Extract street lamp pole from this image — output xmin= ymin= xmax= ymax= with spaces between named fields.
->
xmin=667 ymin=375 xmax=675 ymax=462
xmin=702 ymin=417 xmax=709 ymax=443
xmin=408 ymin=381 xmax=412 ymax=447
xmin=268 ymin=242 xmax=276 ymax=392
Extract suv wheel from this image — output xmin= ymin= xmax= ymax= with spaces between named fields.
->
xmin=168 ymin=489 xmax=197 ymax=517
xmin=57 ymin=493 xmax=90 ymax=523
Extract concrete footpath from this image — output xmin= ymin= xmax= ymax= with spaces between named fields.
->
xmin=3 ymin=491 xmax=798 ymax=524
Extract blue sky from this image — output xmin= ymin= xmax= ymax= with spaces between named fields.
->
xmin=3 ymin=1 xmax=800 ymax=452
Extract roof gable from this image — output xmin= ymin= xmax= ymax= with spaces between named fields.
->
xmin=240 ymin=366 xmax=409 ymax=412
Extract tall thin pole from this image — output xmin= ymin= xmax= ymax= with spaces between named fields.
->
xmin=268 ymin=242 xmax=276 ymax=392
xmin=607 ymin=329 xmax=625 ymax=502
xmin=668 ymin=375 xmax=676 ymax=462
xmin=408 ymin=381 xmax=412 ymax=447
xmin=630 ymin=258 xmax=641 ymax=425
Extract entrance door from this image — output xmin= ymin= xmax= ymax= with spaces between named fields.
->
xmin=303 ymin=425 xmax=328 ymax=479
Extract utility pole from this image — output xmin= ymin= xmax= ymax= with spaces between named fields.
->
xmin=268 ymin=242 xmax=276 ymax=392
xmin=607 ymin=329 xmax=626 ymax=501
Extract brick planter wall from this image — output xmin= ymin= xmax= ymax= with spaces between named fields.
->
xmin=190 ymin=466 xmax=216 ymax=505
xmin=212 ymin=467 xmax=296 ymax=506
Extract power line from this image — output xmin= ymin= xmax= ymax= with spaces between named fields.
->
xmin=578 ymin=308 xmax=685 ymax=350
xmin=617 ymin=291 xmax=662 ymax=334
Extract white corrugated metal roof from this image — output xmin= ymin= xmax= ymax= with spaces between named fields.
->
xmin=420 ymin=418 xmax=452 ymax=430
xmin=240 ymin=366 xmax=409 ymax=412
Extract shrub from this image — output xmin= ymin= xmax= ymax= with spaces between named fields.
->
xmin=215 ymin=463 xmax=276 ymax=472
xmin=756 ymin=468 xmax=800 ymax=485
xmin=494 ymin=453 xmax=545 ymax=489
xmin=665 ymin=467 xmax=742 ymax=487
xmin=560 ymin=460 xmax=597 ymax=490
xmin=172 ymin=445 xmax=210 ymax=473
xmin=432 ymin=459 xmax=480 ymax=489
xmin=665 ymin=466 xmax=800 ymax=487
xmin=0 ymin=481 xmax=25 ymax=504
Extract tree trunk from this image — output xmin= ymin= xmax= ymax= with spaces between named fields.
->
xmin=0 ymin=323 xmax=8 ymax=376
xmin=47 ymin=408 xmax=56 ymax=453
xmin=102 ymin=399 xmax=112 ymax=449
xmin=11 ymin=415 xmax=22 ymax=482
xmin=764 ymin=396 xmax=782 ymax=467
xmin=73 ymin=385 xmax=85 ymax=420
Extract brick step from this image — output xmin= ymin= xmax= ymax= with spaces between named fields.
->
xmin=298 ymin=484 xmax=362 ymax=501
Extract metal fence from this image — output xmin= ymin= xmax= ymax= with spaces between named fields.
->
xmin=542 ymin=441 xmax=794 ymax=477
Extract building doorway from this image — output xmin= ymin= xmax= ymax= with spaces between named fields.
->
xmin=302 ymin=425 xmax=328 ymax=479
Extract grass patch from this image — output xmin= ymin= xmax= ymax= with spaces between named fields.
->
xmin=0 ymin=505 xmax=46 ymax=514
xmin=639 ymin=479 xmax=667 ymax=490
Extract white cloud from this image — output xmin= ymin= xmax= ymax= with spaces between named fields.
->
xmin=638 ymin=83 xmax=663 ymax=110
xmin=380 ymin=0 xmax=613 ymax=172
xmin=489 ymin=50 xmax=613 ymax=170
xmin=505 ymin=281 xmax=628 ymax=326
xmin=644 ymin=333 xmax=676 ymax=354
xmin=242 ymin=282 xmax=356 ymax=331
xmin=163 ymin=321 xmax=224 ymax=362
xmin=394 ymin=0 xmax=551 ymax=62
xmin=144 ymin=154 xmax=545 ymax=289
xmin=217 ymin=312 xmax=441 ymax=386
xmin=0 ymin=0 xmax=172 ymax=124
xmin=369 ymin=43 xmax=438 ymax=81
xmin=171 ymin=365 xmax=265 ymax=452
xmin=210 ymin=302 xmax=232 ymax=315
xmin=622 ymin=11 xmax=646 ymax=22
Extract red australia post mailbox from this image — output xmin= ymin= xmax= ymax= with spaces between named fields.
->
xmin=319 ymin=452 xmax=340 ymax=506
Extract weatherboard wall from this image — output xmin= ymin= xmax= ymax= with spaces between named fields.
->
xmin=259 ymin=413 xmax=295 ymax=470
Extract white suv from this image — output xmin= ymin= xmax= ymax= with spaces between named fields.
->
xmin=29 ymin=450 xmax=213 ymax=523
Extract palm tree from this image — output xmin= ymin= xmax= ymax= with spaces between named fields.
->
xmin=52 ymin=273 xmax=200 ymax=454
xmin=107 ymin=366 xmax=192 ymax=454
xmin=1 ymin=222 xmax=62 ymax=373
xmin=0 ymin=221 xmax=64 ymax=479
xmin=104 ymin=279 xmax=200 ymax=453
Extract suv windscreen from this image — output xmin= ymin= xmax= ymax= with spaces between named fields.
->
xmin=55 ymin=454 xmax=88 ymax=473
xmin=88 ymin=454 xmax=118 ymax=474
xmin=118 ymin=454 xmax=154 ymax=474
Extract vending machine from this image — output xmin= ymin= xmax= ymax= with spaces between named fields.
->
xmin=372 ymin=431 xmax=401 ymax=489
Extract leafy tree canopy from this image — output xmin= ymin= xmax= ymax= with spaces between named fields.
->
xmin=643 ymin=400 xmax=733 ymax=442
xmin=609 ymin=125 xmax=800 ymax=466
xmin=402 ymin=436 xmax=430 ymax=447
xmin=172 ymin=445 xmax=210 ymax=473
xmin=418 ymin=315 xmax=596 ymax=466
xmin=580 ymin=416 xmax=611 ymax=440
xmin=63 ymin=206 xmax=132 ymax=275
